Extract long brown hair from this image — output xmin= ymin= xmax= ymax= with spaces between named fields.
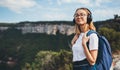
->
xmin=74 ymin=8 xmax=96 ymax=35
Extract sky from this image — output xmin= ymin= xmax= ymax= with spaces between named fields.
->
xmin=0 ymin=0 xmax=120 ymax=23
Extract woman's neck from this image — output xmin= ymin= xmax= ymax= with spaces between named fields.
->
xmin=79 ymin=24 xmax=86 ymax=32
xmin=79 ymin=24 xmax=89 ymax=33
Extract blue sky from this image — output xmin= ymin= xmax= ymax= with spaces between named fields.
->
xmin=0 ymin=0 xmax=120 ymax=23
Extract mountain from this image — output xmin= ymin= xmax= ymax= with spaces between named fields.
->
xmin=0 ymin=16 xmax=120 ymax=35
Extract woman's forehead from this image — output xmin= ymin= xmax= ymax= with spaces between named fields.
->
xmin=76 ymin=9 xmax=87 ymax=14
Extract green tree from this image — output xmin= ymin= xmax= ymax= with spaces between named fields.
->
xmin=22 ymin=50 xmax=72 ymax=70
xmin=98 ymin=27 xmax=120 ymax=52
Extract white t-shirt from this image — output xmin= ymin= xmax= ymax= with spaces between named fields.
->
xmin=72 ymin=33 xmax=98 ymax=62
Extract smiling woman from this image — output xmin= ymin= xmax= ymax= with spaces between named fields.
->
xmin=71 ymin=7 xmax=98 ymax=70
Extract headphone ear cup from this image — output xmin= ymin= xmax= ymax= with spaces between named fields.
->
xmin=87 ymin=15 xmax=92 ymax=24
xmin=73 ymin=18 xmax=75 ymax=23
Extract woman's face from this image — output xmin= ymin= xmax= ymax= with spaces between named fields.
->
xmin=74 ymin=9 xmax=88 ymax=25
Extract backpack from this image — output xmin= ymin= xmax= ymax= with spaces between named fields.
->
xmin=87 ymin=30 xmax=113 ymax=70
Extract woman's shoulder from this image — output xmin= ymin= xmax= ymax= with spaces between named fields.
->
xmin=87 ymin=30 xmax=98 ymax=37
xmin=89 ymin=33 xmax=98 ymax=39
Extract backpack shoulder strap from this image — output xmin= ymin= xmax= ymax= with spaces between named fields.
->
xmin=87 ymin=30 xmax=98 ymax=36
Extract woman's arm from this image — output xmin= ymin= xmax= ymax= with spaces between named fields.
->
xmin=82 ymin=44 xmax=98 ymax=65
xmin=82 ymin=33 xmax=98 ymax=65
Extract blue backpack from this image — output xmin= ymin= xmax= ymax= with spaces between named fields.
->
xmin=87 ymin=30 xmax=113 ymax=70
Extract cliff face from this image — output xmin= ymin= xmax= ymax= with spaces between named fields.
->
xmin=1 ymin=18 xmax=120 ymax=35
xmin=0 ymin=22 xmax=75 ymax=35
xmin=17 ymin=23 xmax=75 ymax=35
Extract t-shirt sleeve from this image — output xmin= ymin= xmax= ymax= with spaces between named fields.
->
xmin=89 ymin=33 xmax=98 ymax=50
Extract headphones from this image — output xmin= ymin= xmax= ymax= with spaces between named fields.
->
xmin=73 ymin=8 xmax=92 ymax=24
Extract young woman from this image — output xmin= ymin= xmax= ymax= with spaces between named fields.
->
xmin=71 ymin=7 xmax=98 ymax=70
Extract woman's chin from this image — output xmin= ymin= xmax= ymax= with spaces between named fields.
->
xmin=76 ymin=22 xmax=84 ymax=25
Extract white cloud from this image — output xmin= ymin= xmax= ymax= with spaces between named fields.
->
xmin=0 ymin=0 xmax=37 ymax=13
xmin=61 ymin=0 xmax=71 ymax=3
xmin=57 ymin=0 xmax=90 ymax=4
xmin=56 ymin=0 xmax=113 ymax=7
xmin=48 ymin=0 xmax=53 ymax=5
xmin=0 ymin=0 xmax=119 ymax=22
xmin=56 ymin=0 xmax=94 ymax=7
xmin=94 ymin=9 xmax=119 ymax=17
xmin=94 ymin=0 xmax=112 ymax=6
xmin=95 ymin=0 xmax=102 ymax=6
xmin=77 ymin=0 xmax=91 ymax=5
xmin=93 ymin=8 xmax=120 ymax=21
xmin=42 ymin=13 xmax=67 ymax=21
xmin=57 ymin=0 xmax=62 ymax=5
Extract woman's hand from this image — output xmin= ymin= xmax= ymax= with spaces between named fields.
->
xmin=82 ymin=32 xmax=89 ymax=46
xmin=71 ymin=34 xmax=79 ymax=46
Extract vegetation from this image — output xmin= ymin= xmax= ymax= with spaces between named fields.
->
xmin=0 ymin=27 xmax=73 ymax=70
xmin=22 ymin=50 xmax=72 ymax=70
xmin=98 ymin=27 xmax=120 ymax=52
xmin=0 ymin=19 xmax=120 ymax=70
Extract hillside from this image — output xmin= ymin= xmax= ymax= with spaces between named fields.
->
xmin=0 ymin=19 xmax=120 ymax=70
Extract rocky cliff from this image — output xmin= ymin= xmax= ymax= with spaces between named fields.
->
xmin=0 ymin=21 xmax=75 ymax=35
